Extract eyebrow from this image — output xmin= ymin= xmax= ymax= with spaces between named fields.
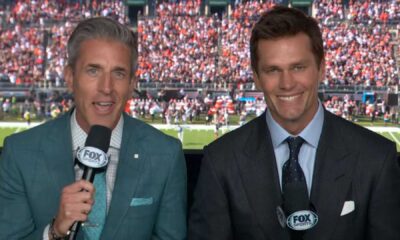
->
xmin=86 ymin=63 xmax=102 ymax=69
xmin=86 ymin=64 xmax=128 ymax=72
xmin=112 ymin=66 xmax=129 ymax=72
xmin=263 ymin=59 xmax=311 ymax=68
xmin=291 ymin=59 xmax=311 ymax=65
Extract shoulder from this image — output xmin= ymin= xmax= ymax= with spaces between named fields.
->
xmin=4 ymin=114 xmax=67 ymax=149
xmin=123 ymin=116 xmax=182 ymax=152
xmin=325 ymin=111 xmax=395 ymax=151
xmin=122 ymin=117 xmax=185 ymax=175
xmin=206 ymin=115 xmax=262 ymax=154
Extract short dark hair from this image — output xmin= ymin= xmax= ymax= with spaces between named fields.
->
xmin=250 ymin=6 xmax=324 ymax=72
xmin=67 ymin=17 xmax=138 ymax=75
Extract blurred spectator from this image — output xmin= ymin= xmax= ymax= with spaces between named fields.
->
xmin=348 ymin=0 xmax=400 ymax=24
xmin=314 ymin=0 xmax=344 ymax=24
xmin=0 ymin=24 xmax=44 ymax=85
xmin=219 ymin=1 xmax=275 ymax=83
xmin=0 ymin=0 xmax=398 ymax=91
xmin=322 ymin=22 xmax=398 ymax=86
xmin=138 ymin=0 xmax=219 ymax=84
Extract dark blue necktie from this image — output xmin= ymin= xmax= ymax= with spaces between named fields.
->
xmin=282 ymin=136 xmax=309 ymax=215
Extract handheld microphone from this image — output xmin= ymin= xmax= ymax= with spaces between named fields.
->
xmin=68 ymin=125 xmax=112 ymax=240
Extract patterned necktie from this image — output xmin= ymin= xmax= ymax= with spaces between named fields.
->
xmin=282 ymin=136 xmax=309 ymax=215
xmin=83 ymin=170 xmax=107 ymax=240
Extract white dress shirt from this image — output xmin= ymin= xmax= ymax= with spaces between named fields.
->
xmin=43 ymin=110 xmax=123 ymax=239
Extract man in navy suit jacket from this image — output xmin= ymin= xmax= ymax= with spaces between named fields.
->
xmin=189 ymin=6 xmax=400 ymax=240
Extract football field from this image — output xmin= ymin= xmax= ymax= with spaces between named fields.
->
xmin=0 ymin=122 xmax=399 ymax=151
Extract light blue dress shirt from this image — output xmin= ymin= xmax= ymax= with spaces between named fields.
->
xmin=265 ymin=102 xmax=324 ymax=195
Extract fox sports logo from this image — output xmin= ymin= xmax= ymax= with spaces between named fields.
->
xmin=77 ymin=146 xmax=109 ymax=168
xmin=287 ymin=210 xmax=318 ymax=231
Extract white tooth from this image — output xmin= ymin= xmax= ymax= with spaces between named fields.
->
xmin=97 ymin=102 xmax=112 ymax=106
xmin=280 ymin=94 xmax=300 ymax=101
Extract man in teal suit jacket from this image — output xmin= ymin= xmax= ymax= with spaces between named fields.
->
xmin=0 ymin=17 xmax=186 ymax=239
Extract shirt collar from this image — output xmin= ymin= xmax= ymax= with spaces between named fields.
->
xmin=70 ymin=110 xmax=123 ymax=152
xmin=266 ymin=101 xmax=324 ymax=148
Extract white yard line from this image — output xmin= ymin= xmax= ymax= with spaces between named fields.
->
xmin=0 ymin=122 xmax=42 ymax=128
xmin=388 ymin=132 xmax=400 ymax=146
xmin=365 ymin=126 xmax=400 ymax=132
xmin=0 ymin=121 xmax=398 ymax=133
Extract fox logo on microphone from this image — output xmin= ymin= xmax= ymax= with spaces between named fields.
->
xmin=287 ymin=210 xmax=318 ymax=231
xmin=77 ymin=146 xmax=109 ymax=168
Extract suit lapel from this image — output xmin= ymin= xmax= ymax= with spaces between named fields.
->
xmin=101 ymin=115 xmax=145 ymax=239
xmin=236 ymin=114 xmax=290 ymax=240
xmin=305 ymin=111 xmax=357 ymax=239
xmin=42 ymin=113 xmax=75 ymax=192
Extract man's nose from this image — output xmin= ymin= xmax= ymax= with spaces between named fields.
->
xmin=99 ymin=73 xmax=112 ymax=94
xmin=279 ymin=71 xmax=295 ymax=90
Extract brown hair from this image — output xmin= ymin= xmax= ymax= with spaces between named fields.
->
xmin=250 ymin=6 xmax=324 ymax=72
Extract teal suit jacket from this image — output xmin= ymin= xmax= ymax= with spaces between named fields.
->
xmin=0 ymin=112 xmax=187 ymax=239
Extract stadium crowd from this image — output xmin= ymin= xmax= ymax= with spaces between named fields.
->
xmin=0 ymin=0 xmax=399 ymax=124
xmin=138 ymin=0 xmax=220 ymax=83
xmin=219 ymin=0 xmax=275 ymax=84
xmin=0 ymin=24 xmax=44 ymax=85
xmin=0 ymin=0 xmax=128 ymax=87
xmin=314 ymin=0 xmax=400 ymax=23
xmin=2 ymin=0 xmax=127 ymax=26
xmin=0 ymin=0 xmax=398 ymax=87
xmin=323 ymin=22 xmax=398 ymax=86
xmin=138 ymin=0 xmax=399 ymax=86
xmin=348 ymin=0 xmax=400 ymax=24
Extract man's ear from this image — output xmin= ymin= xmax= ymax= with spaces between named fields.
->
xmin=64 ymin=66 xmax=74 ymax=93
xmin=252 ymin=69 xmax=262 ymax=91
xmin=129 ymin=74 xmax=137 ymax=93
xmin=318 ymin=60 xmax=326 ymax=84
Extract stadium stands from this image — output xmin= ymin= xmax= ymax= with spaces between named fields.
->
xmin=0 ymin=0 xmax=398 ymax=87
xmin=137 ymin=0 xmax=399 ymax=86
xmin=0 ymin=0 xmax=398 ymax=122
xmin=1 ymin=0 xmax=128 ymax=87
xmin=138 ymin=0 xmax=220 ymax=83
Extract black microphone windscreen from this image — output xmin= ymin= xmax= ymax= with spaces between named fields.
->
xmin=85 ymin=125 xmax=112 ymax=152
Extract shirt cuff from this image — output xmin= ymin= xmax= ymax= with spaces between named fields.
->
xmin=43 ymin=224 xmax=50 ymax=240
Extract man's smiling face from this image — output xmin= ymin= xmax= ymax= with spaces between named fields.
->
xmin=253 ymin=33 xmax=325 ymax=134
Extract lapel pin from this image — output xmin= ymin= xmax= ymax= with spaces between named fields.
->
xmin=276 ymin=206 xmax=286 ymax=228
xmin=134 ymin=154 xmax=139 ymax=159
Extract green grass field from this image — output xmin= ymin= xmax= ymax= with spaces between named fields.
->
xmin=167 ymin=126 xmax=400 ymax=151
xmin=379 ymin=131 xmax=400 ymax=150
xmin=0 ymin=122 xmax=399 ymax=151
xmin=0 ymin=125 xmax=228 ymax=150
xmin=163 ymin=128 xmax=228 ymax=149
